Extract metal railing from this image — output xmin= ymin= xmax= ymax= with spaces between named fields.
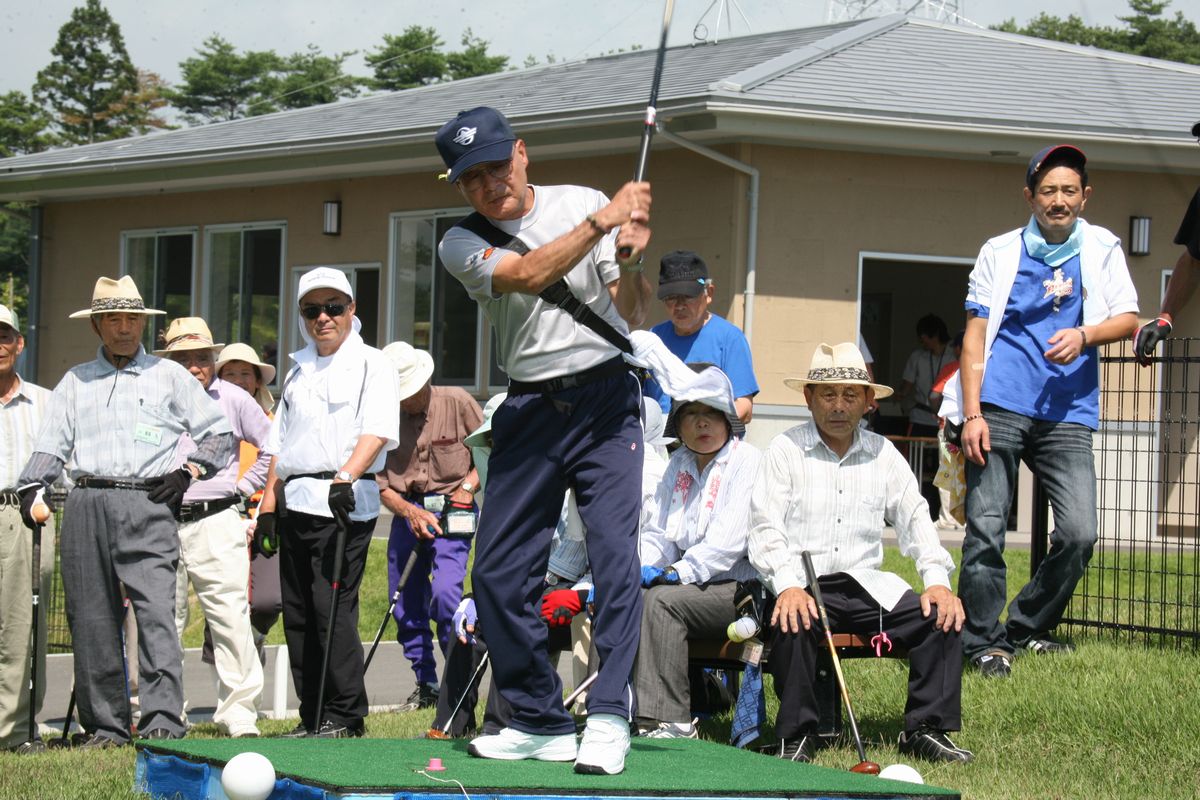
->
xmin=1032 ymin=337 xmax=1200 ymax=650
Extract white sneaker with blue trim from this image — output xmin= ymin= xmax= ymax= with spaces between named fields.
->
xmin=574 ymin=713 xmax=631 ymax=775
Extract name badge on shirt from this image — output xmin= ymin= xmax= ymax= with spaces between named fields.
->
xmin=134 ymin=423 xmax=163 ymax=446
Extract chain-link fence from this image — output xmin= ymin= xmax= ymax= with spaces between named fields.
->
xmin=1033 ymin=338 xmax=1200 ymax=650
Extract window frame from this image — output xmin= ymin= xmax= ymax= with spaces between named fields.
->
xmin=118 ymin=225 xmax=200 ymax=347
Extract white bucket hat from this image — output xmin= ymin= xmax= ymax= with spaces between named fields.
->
xmin=381 ymin=341 xmax=435 ymax=401
xmin=0 ymin=304 xmax=19 ymax=334
xmin=784 ymin=342 xmax=893 ymax=399
xmin=153 ymin=317 xmax=224 ymax=355
xmin=69 ymin=276 xmax=165 ymax=319
xmin=464 ymin=393 xmax=507 ymax=448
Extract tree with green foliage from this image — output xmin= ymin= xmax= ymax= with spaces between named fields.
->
xmin=366 ymin=26 xmax=447 ymax=91
xmin=994 ymin=0 xmax=1200 ymax=65
xmin=32 ymin=0 xmax=141 ymax=144
xmin=275 ymin=45 xmax=363 ymax=111
xmin=447 ymin=29 xmax=510 ymax=81
xmin=169 ymin=34 xmax=283 ymax=123
xmin=0 ymin=92 xmax=54 ymax=158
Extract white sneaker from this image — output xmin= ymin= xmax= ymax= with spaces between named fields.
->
xmin=574 ymin=713 xmax=631 ymax=775
xmin=468 ymin=727 xmax=577 ymax=761
xmin=640 ymin=721 xmax=698 ymax=739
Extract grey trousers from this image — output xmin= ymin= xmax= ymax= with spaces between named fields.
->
xmin=0 ymin=504 xmax=55 ymax=749
xmin=634 ymin=581 xmax=738 ymax=724
xmin=61 ymin=488 xmax=184 ymax=742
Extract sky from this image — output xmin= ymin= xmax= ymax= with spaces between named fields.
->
xmin=0 ymin=0 xmax=1177 ymax=97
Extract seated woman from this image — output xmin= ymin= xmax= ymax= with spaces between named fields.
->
xmin=635 ymin=366 xmax=762 ymax=739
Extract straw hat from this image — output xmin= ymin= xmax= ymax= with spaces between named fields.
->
xmin=381 ymin=341 xmax=435 ymax=401
xmin=153 ymin=317 xmax=224 ymax=355
xmin=69 ymin=276 xmax=165 ymax=319
xmin=784 ymin=342 xmax=893 ymax=399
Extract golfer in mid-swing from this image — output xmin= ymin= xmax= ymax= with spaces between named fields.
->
xmin=435 ymin=106 xmax=651 ymax=775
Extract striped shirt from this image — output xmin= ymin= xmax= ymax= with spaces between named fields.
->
xmin=25 ymin=345 xmax=232 ymax=482
xmin=640 ymin=438 xmax=762 ymax=585
xmin=749 ymin=422 xmax=954 ymax=611
xmin=1 ymin=376 xmax=51 ymax=489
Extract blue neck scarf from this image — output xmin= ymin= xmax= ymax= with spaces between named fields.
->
xmin=1022 ymin=215 xmax=1082 ymax=267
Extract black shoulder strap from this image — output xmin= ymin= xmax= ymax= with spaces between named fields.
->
xmin=454 ymin=212 xmax=633 ymax=356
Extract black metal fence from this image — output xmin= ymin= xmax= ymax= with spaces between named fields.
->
xmin=1033 ymin=337 xmax=1200 ymax=650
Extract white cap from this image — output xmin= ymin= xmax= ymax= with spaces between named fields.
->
xmin=382 ymin=341 xmax=435 ymax=401
xmin=297 ymin=267 xmax=354 ymax=303
xmin=0 ymin=304 xmax=19 ymax=334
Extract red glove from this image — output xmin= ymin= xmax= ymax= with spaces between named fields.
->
xmin=540 ymin=588 xmax=587 ymax=627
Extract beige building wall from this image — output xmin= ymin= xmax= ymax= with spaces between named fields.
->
xmin=31 ymin=142 xmax=1192 ymax=407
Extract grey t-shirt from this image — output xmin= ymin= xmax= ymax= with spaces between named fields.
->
xmin=438 ymin=184 xmax=628 ymax=382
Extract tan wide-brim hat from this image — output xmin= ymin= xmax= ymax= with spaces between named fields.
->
xmin=69 ymin=276 xmax=166 ymax=319
xmin=153 ymin=317 xmax=224 ymax=355
xmin=381 ymin=341 xmax=435 ymax=401
xmin=784 ymin=342 xmax=894 ymax=399
xmin=215 ymin=342 xmax=277 ymax=412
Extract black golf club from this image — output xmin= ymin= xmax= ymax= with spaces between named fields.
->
xmin=617 ymin=0 xmax=676 ymax=260
xmin=364 ymin=540 xmax=423 ymax=673
xmin=15 ymin=501 xmax=51 ymax=755
xmin=800 ymin=551 xmax=880 ymax=775
xmin=428 ymin=650 xmax=490 ymax=739
xmin=50 ymin=688 xmax=76 ymax=749
xmin=313 ymin=507 xmax=351 ymax=734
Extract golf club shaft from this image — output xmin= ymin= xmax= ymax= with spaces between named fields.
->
xmin=27 ymin=521 xmax=43 ymax=746
xmin=314 ymin=508 xmax=351 ymax=732
xmin=618 ymin=0 xmax=675 ymax=259
xmin=801 ymin=551 xmax=871 ymax=766
xmin=364 ymin=545 xmax=422 ymax=672
xmin=440 ymin=650 xmax=490 ymax=735
xmin=564 ymin=671 xmax=599 ymax=709
xmin=60 ymin=688 xmax=75 ymax=743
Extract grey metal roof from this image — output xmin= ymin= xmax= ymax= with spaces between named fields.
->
xmin=2 ymin=14 xmax=1197 ymax=187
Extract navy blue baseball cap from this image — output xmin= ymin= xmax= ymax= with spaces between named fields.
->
xmin=1026 ymin=144 xmax=1086 ymax=189
xmin=435 ymin=107 xmax=517 ymax=183
xmin=1192 ymin=121 xmax=1200 ymax=138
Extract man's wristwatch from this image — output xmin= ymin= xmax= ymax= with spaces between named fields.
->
xmin=335 ymin=470 xmax=354 ymax=482
xmin=461 ymin=481 xmax=476 ymax=495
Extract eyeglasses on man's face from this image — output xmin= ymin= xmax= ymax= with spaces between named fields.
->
xmin=301 ymin=302 xmax=348 ymax=321
xmin=459 ymin=155 xmax=515 ymax=190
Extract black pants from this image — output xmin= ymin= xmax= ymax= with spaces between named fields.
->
xmin=769 ymin=574 xmax=962 ymax=737
xmin=279 ymin=510 xmax=375 ymax=729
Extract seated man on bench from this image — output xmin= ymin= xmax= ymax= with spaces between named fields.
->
xmin=748 ymin=343 xmax=973 ymax=765
xmin=635 ymin=366 xmax=762 ymax=739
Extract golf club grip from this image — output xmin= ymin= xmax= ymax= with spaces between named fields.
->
xmin=617 ymin=0 xmax=675 ymax=260
xmin=397 ymin=546 xmax=420 ymax=589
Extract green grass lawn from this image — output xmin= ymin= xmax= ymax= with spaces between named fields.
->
xmin=12 ymin=542 xmax=1200 ymax=800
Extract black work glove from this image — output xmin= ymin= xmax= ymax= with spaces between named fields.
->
xmin=328 ymin=481 xmax=356 ymax=516
xmin=147 ymin=467 xmax=192 ymax=510
xmin=254 ymin=512 xmax=278 ymax=558
xmin=17 ymin=483 xmax=52 ymax=531
xmin=1134 ymin=317 xmax=1172 ymax=367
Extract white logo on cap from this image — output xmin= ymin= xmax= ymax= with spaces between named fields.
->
xmin=453 ymin=126 xmax=477 ymax=146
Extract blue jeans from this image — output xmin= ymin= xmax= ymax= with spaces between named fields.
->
xmin=960 ymin=404 xmax=1097 ymax=660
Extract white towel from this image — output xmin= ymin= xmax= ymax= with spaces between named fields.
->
xmin=626 ymin=331 xmax=738 ymax=418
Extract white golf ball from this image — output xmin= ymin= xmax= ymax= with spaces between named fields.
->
xmin=221 ymin=751 xmax=276 ymax=800
xmin=879 ymin=763 xmax=924 ymax=784
xmin=727 ymin=616 xmax=759 ymax=643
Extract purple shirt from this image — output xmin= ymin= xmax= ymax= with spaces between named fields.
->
xmin=177 ymin=377 xmax=272 ymax=501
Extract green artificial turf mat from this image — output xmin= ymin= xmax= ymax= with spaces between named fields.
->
xmin=141 ymin=737 xmax=958 ymax=798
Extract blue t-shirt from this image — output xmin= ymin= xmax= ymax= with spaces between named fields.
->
xmin=968 ymin=244 xmax=1099 ymax=429
xmin=644 ymin=314 xmax=759 ymax=415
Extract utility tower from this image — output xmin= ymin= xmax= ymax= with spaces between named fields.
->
xmin=825 ymin=0 xmax=974 ymax=25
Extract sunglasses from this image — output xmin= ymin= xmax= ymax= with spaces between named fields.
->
xmin=300 ymin=302 xmax=348 ymax=320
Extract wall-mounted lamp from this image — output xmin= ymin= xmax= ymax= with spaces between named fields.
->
xmin=1129 ymin=216 xmax=1151 ymax=256
xmin=323 ymin=201 xmax=342 ymax=236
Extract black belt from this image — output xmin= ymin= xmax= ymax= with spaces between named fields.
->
xmin=285 ymin=472 xmax=376 ymax=483
xmin=176 ymin=496 xmax=240 ymax=524
xmin=507 ymin=356 xmax=629 ymax=396
xmin=0 ymin=491 xmax=19 ymax=507
xmin=76 ymin=476 xmax=154 ymax=491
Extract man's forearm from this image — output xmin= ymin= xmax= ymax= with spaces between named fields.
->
xmin=1161 ymin=251 xmax=1200 ymax=324
xmin=1081 ymin=312 xmax=1138 ymax=348
xmin=18 ymin=452 xmax=65 ymax=487
xmin=491 ymin=221 xmax=608 ymax=295
xmin=341 ymin=435 xmax=390 ymax=478
xmin=960 ymin=317 xmax=987 ymax=415
xmin=612 ymin=268 xmax=652 ymax=327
